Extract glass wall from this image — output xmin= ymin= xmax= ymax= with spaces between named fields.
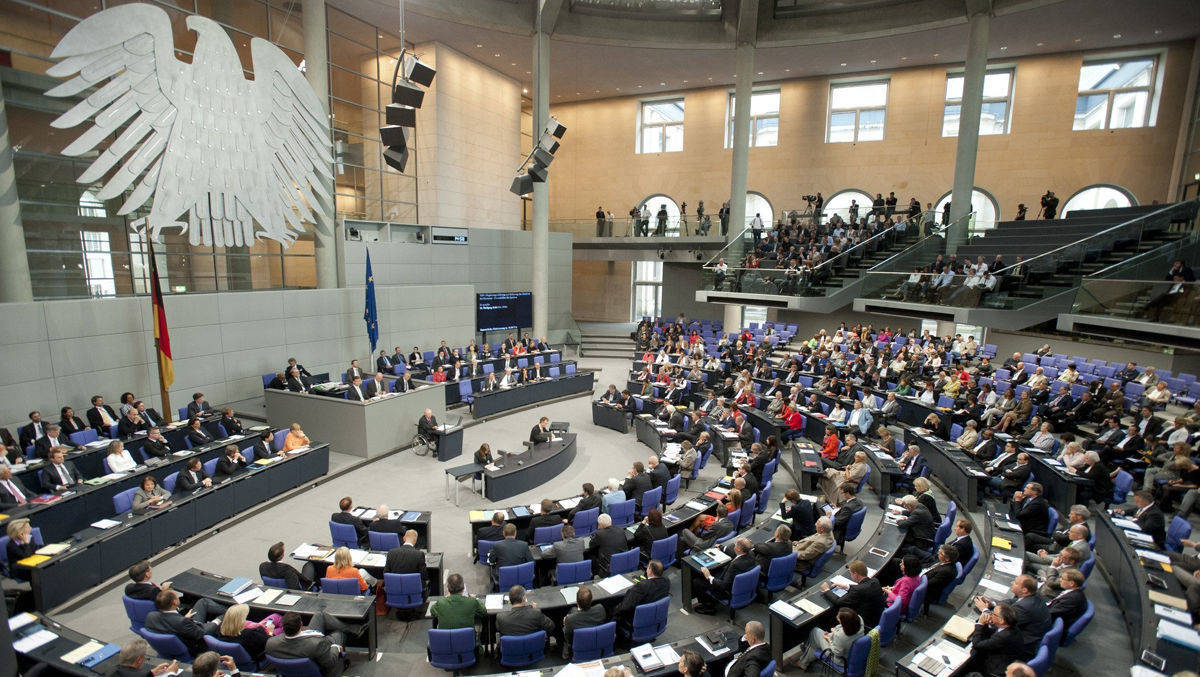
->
xmin=2 ymin=0 xmax=415 ymax=299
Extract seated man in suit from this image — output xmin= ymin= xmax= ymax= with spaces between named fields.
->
xmin=1025 ymin=504 xmax=1090 ymax=552
xmin=1011 ymin=483 xmax=1050 ymax=537
xmin=752 ymin=524 xmax=793 ymax=570
xmin=346 ymin=376 xmax=367 ymax=402
xmin=820 ymin=559 xmax=887 ymax=627
xmin=622 ymin=461 xmax=652 ymax=513
xmin=921 ymin=544 xmax=961 ymax=603
xmin=364 ymin=372 xmax=388 ymax=398
xmin=384 ymin=529 xmax=428 ymax=596
xmin=218 ymin=408 xmax=243 ymax=436
xmin=963 ymin=603 xmax=1027 ymax=677
xmin=144 ymin=589 xmax=223 ymax=658
xmin=260 ymin=541 xmax=315 ymax=590
xmin=586 ymin=513 xmax=629 ymax=577
xmin=285 ymin=367 xmax=310 ymax=392
xmin=475 ymin=512 xmax=506 ymax=545
xmin=264 ymin=611 xmax=357 ymax=677
xmin=1026 ymin=523 xmax=1090 ymax=568
xmin=496 ymin=585 xmax=555 ymax=642
xmin=117 ymin=409 xmax=148 ymax=438
xmin=375 ymin=351 xmax=394 ymax=375
xmin=176 ymin=457 xmax=212 ymax=493
xmin=1034 ymin=546 xmax=1082 ymax=599
xmin=830 ymin=483 xmax=865 ymax=546
xmin=568 ymin=483 xmax=603 ymax=520
xmin=86 ymin=396 xmax=119 ymax=432
xmin=1114 ymin=490 xmax=1167 ymax=547
xmin=184 ymin=418 xmax=213 ymax=447
xmin=896 ymin=494 xmax=936 ymax=554
xmin=614 ymin=560 xmax=670 ymax=624
xmin=694 ymin=537 xmax=758 ymax=614
xmin=40 ymin=447 xmax=83 ymax=493
xmin=0 ymin=466 xmax=29 ymax=507
xmin=330 ymin=496 xmax=370 ymax=547
xmin=547 ymin=524 xmax=586 ymax=565
xmin=530 ymin=417 xmax=552 ymax=445
xmin=214 ymin=444 xmax=249 ymax=480
xmin=18 ymin=411 xmax=45 ymax=450
xmin=266 ymin=372 xmax=287 ymax=390
xmin=488 ymin=523 xmax=534 ymax=587
xmin=647 ymin=454 xmax=671 ymax=492
xmin=417 ymin=408 xmax=439 ymax=443
xmin=724 ymin=621 xmax=772 ymax=677
xmin=429 ymin=572 xmax=486 ymax=634
xmin=562 ymin=586 xmax=606 ymax=660
xmin=1046 ymin=568 xmax=1088 ymax=628
xmin=973 ymin=574 xmax=1051 ymax=656
xmin=34 ymin=424 xmax=80 ymax=458
xmin=369 ymin=504 xmax=407 ymax=535
xmin=284 ymin=358 xmax=312 ymax=380
xmin=112 ymin=638 xmax=178 ymax=677
xmin=187 ymin=392 xmax=212 ymax=419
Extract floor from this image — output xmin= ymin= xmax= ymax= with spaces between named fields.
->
xmin=55 ymin=356 xmax=1136 ymax=676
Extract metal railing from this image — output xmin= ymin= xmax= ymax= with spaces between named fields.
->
xmin=858 ymin=271 xmax=1031 ymax=309
xmin=550 ymin=215 xmax=727 ymax=238
xmin=1087 ymin=229 xmax=1200 ymax=280
xmin=1071 ymin=279 xmax=1200 ymax=327
xmin=868 ymin=211 xmax=971 ymax=273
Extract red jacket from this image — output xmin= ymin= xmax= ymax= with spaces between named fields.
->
xmin=820 ymin=434 xmax=840 ymax=460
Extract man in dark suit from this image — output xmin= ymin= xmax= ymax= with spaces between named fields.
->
xmin=724 ymin=621 xmax=772 ymax=677
xmin=34 ymin=424 xmax=79 ymax=459
xmin=974 ymin=575 xmax=1051 ymax=655
xmin=587 ymin=513 xmax=630 ymax=577
xmin=330 ymin=496 xmax=370 ymax=547
xmin=568 ymin=483 xmax=603 ymax=520
xmin=249 ymin=429 xmax=274 ymax=462
xmin=488 ymin=523 xmax=534 ymax=587
xmin=285 ymin=367 xmax=310 ymax=392
xmin=897 ymin=494 xmax=936 ymax=553
xmin=695 ymin=537 xmax=758 ymax=614
xmin=394 ymin=372 xmax=416 ymax=393
xmin=1046 ymin=569 xmax=1087 ymax=628
xmin=214 ymin=444 xmax=249 ymax=480
xmin=496 ymin=585 xmax=554 ymax=639
xmin=369 ymin=504 xmax=408 ymax=535
xmin=138 ymin=427 xmax=170 ymax=460
xmin=86 ymin=395 xmax=119 ymax=432
xmin=144 ymin=589 xmax=222 ymax=657
xmin=376 ymin=351 xmax=394 ymax=374
xmin=752 ymin=524 xmax=793 ymax=570
xmin=385 ymin=529 xmax=428 ymax=595
xmin=284 ymin=358 xmax=312 ymax=380
xmin=1012 ymin=483 xmax=1050 ymax=536
xmin=175 ymin=458 xmax=212 ymax=492
xmin=945 ymin=519 xmax=976 ymax=567
xmin=260 ymin=541 xmax=315 ymax=590
xmin=0 ymin=466 xmax=28 ymax=507
xmin=407 ymin=347 xmax=423 ymax=366
xmin=1118 ymin=490 xmax=1167 ymax=547
xmin=216 ymin=408 xmax=242 ymax=436
xmin=266 ymin=372 xmax=287 ymax=390
xmin=922 ymin=544 xmax=961 ymax=603
xmin=116 ymin=409 xmax=148 ymax=438
xmin=622 ymin=461 xmax=652 ymax=513
xmin=527 ymin=499 xmax=561 ymax=539
xmin=964 ymin=603 xmax=1027 ymax=676
xmin=111 ymin=638 xmax=176 ymax=677
xmin=647 ymin=455 xmax=670 ymax=491
xmin=614 ymin=560 xmax=670 ymax=622
xmin=418 ymin=408 xmax=439 ymax=441
xmin=40 ymin=447 xmax=83 ymax=492
xmin=894 ymin=445 xmax=927 ymax=490
xmin=563 ymin=586 xmax=607 ymax=660
xmin=737 ymin=415 xmax=755 ymax=447
xmin=364 ymin=372 xmax=388 ymax=398
xmin=475 ymin=512 xmax=506 ymax=544
xmin=530 ymin=417 xmax=552 ymax=445
xmin=346 ymin=376 xmax=367 ymax=402
xmin=186 ymin=393 xmax=212 ymax=419
xmin=734 ymin=464 xmax=759 ymax=500
xmin=264 ymin=611 xmax=354 ymax=677
xmin=823 ymin=560 xmax=886 ymax=627
xmin=345 ymin=360 xmax=366 ymax=382
xmin=18 ymin=411 xmax=45 ymax=450
xmin=832 ymin=483 xmax=864 ymax=545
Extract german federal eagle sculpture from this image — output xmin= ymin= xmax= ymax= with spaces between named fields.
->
xmin=45 ymin=3 xmax=333 ymax=248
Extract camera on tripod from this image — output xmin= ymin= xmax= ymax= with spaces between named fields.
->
xmin=802 ymin=194 xmax=817 ymax=206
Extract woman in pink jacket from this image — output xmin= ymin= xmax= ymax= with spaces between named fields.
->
xmin=885 ymin=555 xmax=924 ymax=614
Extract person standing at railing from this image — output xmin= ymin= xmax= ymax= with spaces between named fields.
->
xmin=655 ymin=204 xmax=668 ymax=236
xmin=848 ymin=199 xmax=859 ymax=225
xmin=1040 ymin=190 xmax=1059 ymax=219
xmin=606 ymin=210 xmax=614 ymax=237
xmin=713 ymin=258 xmax=728 ymax=290
xmin=923 ymin=202 xmax=937 ymax=235
xmin=595 ymin=206 xmax=605 ymax=237
xmin=719 ymin=200 xmax=730 ymax=236
xmin=749 ymin=212 xmax=764 ymax=247
xmin=639 ymin=203 xmax=650 ymax=236
xmin=1015 ymin=203 xmax=1028 ymax=220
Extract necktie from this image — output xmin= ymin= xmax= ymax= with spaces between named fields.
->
xmin=57 ymin=464 xmax=70 ymax=485
xmin=35 ymin=422 xmax=42 ymax=438
xmin=5 ymin=481 xmax=24 ymax=504
xmin=99 ymin=408 xmax=114 ymax=426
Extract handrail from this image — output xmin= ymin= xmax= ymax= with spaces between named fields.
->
xmin=702 ymin=225 xmax=754 ymax=267
xmin=1087 ymin=229 xmax=1200 ymax=278
xmin=867 ymin=211 xmax=971 ymax=272
xmin=991 ymin=200 xmax=1196 ymax=277
xmin=805 ymin=220 xmax=904 ymax=275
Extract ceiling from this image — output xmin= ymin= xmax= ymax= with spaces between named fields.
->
xmin=330 ymin=0 xmax=1200 ymax=103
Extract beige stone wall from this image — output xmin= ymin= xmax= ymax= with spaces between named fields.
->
xmin=546 ymin=41 xmax=1194 ymax=224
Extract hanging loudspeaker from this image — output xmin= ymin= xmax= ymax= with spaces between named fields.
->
xmin=392 ymin=81 xmax=425 ymax=108
xmin=406 ymin=58 xmax=436 ymax=88
xmin=386 ymin=104 xmax=416 ymax=127
xmin=537 ymin=132 xmax=560 ymax=155
xmin=379 ymin=125 xmax=410 ymax=148
xmin=510 ymin=172 xmax=533 ymax=196
xmin=384 ymin=146 xmax=409 ymax=172
xmin=531 ymin=147 xmax=555 ymax=168
xmin=528 ymin=164 xmax=548 ymax=183
xmin=544 ymin=118 xmax=566 ymax=139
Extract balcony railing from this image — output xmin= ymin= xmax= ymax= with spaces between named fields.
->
xmin=1071 ymin=279 xmax=1200 ymax=327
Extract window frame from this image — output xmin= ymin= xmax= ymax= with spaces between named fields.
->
xmin=630 ymin=260 xmax=664 ymax=321
xmin=1073 ymin=51 xmax=1164 ymax=131
xmin=725 ymin=88 xmax=781 ymax=149
xmin=80 ymin=230 xmax=117 ymax=297
xmin=942 ymin=66 xmax=1016 ymax=137
xmin=826 ymin=77 xmax=890 ymax=143
xmin=636 ymin=97 xmax=686 ymax=154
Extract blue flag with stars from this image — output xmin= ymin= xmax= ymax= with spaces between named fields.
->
xmin=364 ymin=249 xmax=379 ymax=353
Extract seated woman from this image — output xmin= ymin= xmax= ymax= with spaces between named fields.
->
xmin=820 ymin=429 xmax=841 ymax=462
xmin=132 ymin=475 xmax=172 ymax=514
xmin=1028 ymin=421 xmax=1057 ymax=451
xmin=474 ymin=443 xmax=495 ymax=466
xmin=633 ymin=509 xmax=669 ymax=556
xmin=995 ymin=391 xmax=1034 ymax=433
xmin=789 ymin=607 xmax=864 ymax=670
xmin=105 ymin=440 xmax=138 ymax=473
xmin=827 ymin=402 xmax=847 ymax=423
xmin=5 ymin=519 xmax=36 ymax=581
xmin=922 ymin=412 xmax=942 ymax=436
xmin=677 ymin=440 xmax=698 ymax=477
xmin=955 ymin=420 xmax=980 ymax=450
xmin=214 ymin=603 xmax=282 ymax=662
xmin=884 ymin=555 xmax=924 ymax=614
xmin=326 ymin=546 xmax=376 ymax=592
xmin=283 ymin=423 xmax=310 ymax=452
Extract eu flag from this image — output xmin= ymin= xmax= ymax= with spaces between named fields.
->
xmin=364 ymin=249 xmax=379 ymax=353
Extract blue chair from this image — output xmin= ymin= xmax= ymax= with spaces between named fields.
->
xmin=266 ymin=655 xmax=323 ymax=677
xmin=476 ymin=539 xmax=498 ymax=565
xmin=273 ymin=429 xmax=288 ymax=451
xmin=726 ymin=508 xmax=742 ymax=531
xmin=797 ymin=543 xmax=837 ymax=587
xmin=1166 ymin=515 xmax=1192 ymax=553
xmin=640 ymin=486 xmax=663 ymax=516
xmin=1060 ymin=599 xmax=1095 ymax=646
xmin=123 ymin=595 xmax=155 ymax=632
xmin=840 ymin=506 xmax=868 ymax=551
xmin=958 ymin=549 xmax=980 ymax=584
xmin=878 ymin=597 xmax=902 ymax=647
xmin=1112 ymin=469 xmax=1134 ymax=504
xmin=609 ymin=548 xmax=641 ymax=576
xmin=739 ymin=495 xmax=758 ymax=529
xmin=762 ymin=458 xmax=778 ymax=484
xmin=428 ymin=627 xmax=477 ymax=671
xmin=457 ymin=380 xmax=475 ymax=409
xmin=499 ymin=631 xmax=546 ymax=667
xmin=943 ymin=501 xmax=957 ymax=526
xmin=759 ymin=660 xmax=777 ymax=677
xmin=573 ymin=507 xmax=599 ymax=536
xmin=902 ymin=575 xmax=928 ymax=622
xmin=329 ymin=521 xmax=359 ymax=548
xmin=763 ymin=553 xmax=798 ymax=596
xmin=532 ymin=525 xmax=562 ymax=545
xmin=203 ymin=458 xmax=218 ymax=476
xmin=557 ymin=560 xmax=592 ymax=585
xmin=69 ymin=428 xmax=99 ymax=446
xmin=1045 ymin=506 xmax=1059 ymax=537
xmin=113 ymin=487 xmax=138 ymax=515
xmin=663 ymin=474 xmax=681 ymax=506
xmin=498 ymin=562 xmax=535 ymax=590
xmin=816 ymin=633 xmax=871 ymax=676
xmin=320 ymin=577 xmax=360 ymax=595
xmin=572 ymin=621 xmax=616 ymax=661
xmin=137 ymin=628 xmax=191 ymax=662
xmin=262 ymin=373 xmax=275 ymax=387
xmin=757 ymin=481 xmax=772 ymax=514
xmin=1041 ymin=617 xmax=1064 ymax=664
xmin=369 ymin=531 xmax=402 ymax=550
xmin=1026 ymin=644 xmax=1051 ymax=677
xmin=261 ymin=575 xmax=288 ymax=588
xmin=649 ymin=534 xmax=678 ymax=569
xmin=384 ymin=573 xmax=424 ymax=610
xmin=204 ymin=636 xmax=258 ymax=672
xmin=855 ymin=465 xmax=871 ymax=494
xmin=629 ymin=596 xmax=670 ymax=643
xmin=551 ymin=353 xmax=561 ymax=362
xmin=933 ymin=562 xmax=964 ymax=606
xmin=932 ymin=522 xmax=951 ymax=552
xmin=726 ymin=565 xmax=761 ymax=618
xmin=566 ymin=363 xmax=577 ymax=375
xmin=1079 ymin=553 xmax=1095 ymax=579
xmin=609 ymin=499 xmax=636 ymax=527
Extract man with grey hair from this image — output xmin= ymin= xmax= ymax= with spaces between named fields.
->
xmin=1025 ymin=504 xmax=1090 ymax=552
xmin=587 ymin=512 xmax=627 ymax=577
xmin=793 ymin=517 xmax=835 ymax=569
xmin=723 ymin=620 xmax=771 ymax=677
xmin=113 ymin=638 xmax=178 ymax=677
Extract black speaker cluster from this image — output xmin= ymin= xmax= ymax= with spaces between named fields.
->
xmin=380 ymin=56 xmax=436 ymax=173
xmin=510 ymin=117 xmax=566 ymax=196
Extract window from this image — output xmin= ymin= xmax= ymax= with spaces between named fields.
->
xmin=1074 ymin=57 xmax=1158 ymax=130
xmin=78 ymin=190 xmax=106 ymax=218
xmin=943 ymin=69 xmax=1014 ymax=137
xmin=726 ymin=90 xmax=780 ymax=148
xmin=827 ymin=80 xmax=888 ymax=143
xmin=745 ymin=193 xmax=774 ymax=229
xmin=129 ymin=231 xmax=169 ymax=295
xmin=639 ymin=195 xmax=681 ymax=235
xmin=935 ymin=188 xmax=999 ymax=231
xmin=824 ymin=190 xmax=873 ymax=224
xmin=1062 ymin=185 xmax=1136 ymax=216
xmin=631 ymin=261 xmax=663 ymax=321
xmin=742 ymin=306 xmax=768 ymax=329
xmin=638 ymin=99 xmax=684 ymax=153
xmin=80 ymin=231 xmax=117 ymax=297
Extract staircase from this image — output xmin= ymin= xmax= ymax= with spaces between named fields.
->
xmin=580 ymin=330 xmax=636 ymax=359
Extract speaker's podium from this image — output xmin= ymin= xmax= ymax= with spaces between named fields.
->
xmin=431 ymin=423 xmax=463 ymax=462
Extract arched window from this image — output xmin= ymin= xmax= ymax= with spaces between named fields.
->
xmin=638 ymin=194 xmax=681 ymax=235
xmin=745 ymin=192 xmax=773 ymax=228
xmin=78 ymin=190 xmax=106 ymax=217
xmin=1062 ymin=184 xmax=1135 ymax=216
xmin=824 ymin=189 xmax=873 ymax=224
xmin=935 ymin=188 xmax=1000 ymax=231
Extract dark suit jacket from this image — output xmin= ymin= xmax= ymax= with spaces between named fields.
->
xmin=364 ymin=379 xmax=388 ymax=398
xmin=968 ymin=624 xmax=1027 ymax=676
xmin=948 ymin=535 xmax=975 ymax=567
xmin=1135 ymin=504 xmax=1167 ymax=547
xmin=1047 ymin=588 xmax=1087 ymax=628
xmin=187 ymin=401 xmax=212 ymax=418
xmin=476 ymin=524 xmax=504 ymax=544
xmin=615 ymin=575 xmax=670 ymax=615
xmin=923 ymin=561 xmax=958 ymax=603
xmin=142 ymin=437 xmax=171 ymax=458
xmin=220 ymin=416 xmax=244 ymax=435
xmin=622 ymin=472 xmax=652 ymax=511
xmin=264 ymin=632 xmax=340 ymax=677
xmin=176 ymin=468 xmax=209 ymax=493
xmin=371 ymin=517 xmax=408 ymax=535
xmin=489 ymin=538 xmax=534 ymax=568
xmin=117 ymin=416 xmax=148 ymax=438
xmin=1013 ymin=496 xmax=1049 ymax=536
xmin=1009 ymin=594 xmax=1052 ymax=653
xmin=260 ymin=561 xmax=312 ymax=590
xmin=833 ymin=577 xmax=886 ymax=627
xmin=186 ymin=429 xmax=213 ymax=447
xmin=215 ymin=454 xmax=248 ymax=479
xmin=899 ymin=504 xmax=936 ymax=549
xmin=916 ymin=492 xmax=940 ymax=523
xmin=59 ymin=416 xmax=87 ymax=437
xmin=782 ymin=499 xmax=817 ymax=540
xmin=712 ymin=554 xmax=757 ymax=598
xmin=633 ymin=523 xmax=669 ymax=555
xmin=124 ymin=581 xmax=160 ymax=600
xmin=529 ymin=424 xmax=551 ymax=445
xmin=497 ymin=605 xmax=554 ymax=637
xmin=564 ymin=604 xmax=607 ymax=646
xmin=376 ymin=356 xmax=393 ymax=373
xmin=587 ymin=527 xmax=629 ymax=576
xmin=40 ymin=461 xmax=82 ymax=492
xmin=752 ymin=539 xmax=791 ymax=570
xmin=1000 ymin=462 xmax=1033 ymax=493
xmin=568 ymin=493 xmax=603 ymax=519
xmin=833 ymin=497 xmax=865 ymax=543
xmin=331 ymin=511 xmax=369 ymax=546
xmin=86 ymin=405 xmax=118 ymax=431
xmin=648 ymin=463 xmax=670 ymax=491
xmin=346 ymin=384 xmax=367 ymax=401
xmin=18 ymin=422 xmax=43 ymax=449
xmin=34 ymin=435 xmax=71 ymax=459
xmin=385 ymin=544 xmax=428 ymax=590
xmin=725 ymin=642 xmax=772 ymax=677
xmin=145 ymin=610 xmax=210 ymax=656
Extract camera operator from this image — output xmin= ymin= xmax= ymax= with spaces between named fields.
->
xmin=1040 ymin=190 xmax=1059 ymax=220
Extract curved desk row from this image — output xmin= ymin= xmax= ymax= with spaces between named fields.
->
xmin=18 ymin=445 xmax=329 ymax=611
xmin=904 ymin=428 xmax=988 ymax=508
xmin=4 ymin=427 xmax=272 ymax=544
xmin=343 ymin=506 xmax=434 ymax=550
xmin=289 ymin=543 xmax=444 ymax=596
xmin=470 ymin=372 xmax=595 ymax=418
xmin=12 ymin=612 xmax=175 ymax=676
xmin=592 ymin=400 xmax=631 ymax=433
xmin=482 ymin=434 xmax=579 ymax=501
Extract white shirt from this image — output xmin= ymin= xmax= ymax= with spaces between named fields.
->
xmin=107 ymin=450 xmax=137 ymax=473
xmin=750 ymin=216 xmax=764 ymax=229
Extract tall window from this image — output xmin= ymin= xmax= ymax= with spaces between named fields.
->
xmin=745 ymin=193 xmax=774 ymax=229
xmin=827 ymin=80 xmax=888 ymax=143
xmin=935 ymin=189 xmax=1000 ymax=231
xmin=943 ymin=69 xmax=1014 ymax=137
xmin=631 ymin=261 xmax=663 ymax=321
xmin=80 ymin=231 xmax=116 ymax=297
xmin=638 ymin=99 xmax=684 ymax=153
xmin=824 ymin=190 xmax=873 ymax=224
xmin=726 ymin=90 xmax=780 ymax=148
xmin=1074 ymin=57 xmax=1158 ymax=130
xmin=639 ymin=195 xmax=681 ymax=235
xmin=742 ymin=306 xmax=768 ymax=329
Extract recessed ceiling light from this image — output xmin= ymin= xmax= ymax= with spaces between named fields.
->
xmin=475 ymin=43 xmax=482 ymax=48
xmin=869 ymin=59 xmax=877 ymax=64
xmin=840 ymin=62 xmax=847 ymax=67
xmin=493 ymin=53 xmax=500 ymax=57
xmin=637 ymin=84 xmax=643 ymax=88
xmin=900 ymin=56 xmax=908 ymax=60
xmin=594 ymin=89 xmax=599 ymax=93
xmin=682 ymin=79 xmax=688 ymax=83
xmin=999 ymin=46 xmax=1007 ymax=50
xmin=1073 ymin=38 xmax=1081 ymax=42
xmin=616 ymin=87 xmax=621 ymax=91
xmin=784 ymin=68 xmax=790 ymax=72
xmin=575 ymin=91 xmax=580 ymax=95
xmin=757 ymin=71 xmax=763 ymax=75
xmin=510 ymin=62 xmax=516 ymax=66
xmin=1154 ymin=29 xmax=1162 ymax=35
xmin=659 ymin=82 xmax=666 ymax=85
xmin=526 ymin=71 xmax=531 ymax=75
xmin=1112 ymin=33 xmax=1122 ymax=39
xmin=1036 ymin=42 xmax=1044 ymax=46
xmin=933 ymin=53 xmax=940 ymax=57
xmin=522 ymin=88 xmax=528 ymax=94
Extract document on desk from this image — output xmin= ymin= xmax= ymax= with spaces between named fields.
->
xmin=769 ymin=600 xmax=802 ymax=620
xmin=696 ymin=634 xmax=730 ymax=657
xmin=992 ymin=553 xmax=1023 ymax=576
xmin=347 ymin=548 xmax=369 ymax=564
xmin=1111 ymin=516 xmax=1140 ymax=530
xmin=797 ymin=598 xmax=825 ymax=616
xmin=978 ymin=577 xmax=1010 ymax=595
xmin=1155 ymin=604 xmax=1193 ymax=625
xmin=828 ymin=574 xmax=854 ymax=589
xmin=293 ymin=543 xmax=318 ymax=559
xmin=1137 ymin=549 xmax=1170 ymax=563
xmin=1148 ymin=590 xmax=1187 ymax=610
xmin=13 ymin=625 xmax=57 ymax=652
xmin=91 ymin=518 xmax=121 ymax=530
xmin=559 ymin=496 xmax=581 ymax=509
xmin=560 ymin=587 xmax=580 ymax=604
xmin=685 ymin=500 xmax=709 ymax=511
xmin=486 ymin=594 xmax=505 ymax=611
xmin=1125 ymin=530 xmax=1155 ymax=545
xmin=255 ymin=589 xmax=282 ymax=604
xmin=234 ymin=587 xmax=264 ymax=604
xmin=654 ymin=644 xmax=681 ymax=665
xmin=361 ymin=553 xmax=386 ymax=568
xmin=275 ymin=594 xmax=301 ymax=606
xmin=1157 ymin=620 xmax=1200 ymax=650
xmin=60 ymin=640 xmax=105 ymax=664
xmin=598 ymin=575 xmax=634 ymax=594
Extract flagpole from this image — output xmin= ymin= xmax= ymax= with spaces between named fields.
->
xmin=147 ymin=238 xmax=173 ymax=423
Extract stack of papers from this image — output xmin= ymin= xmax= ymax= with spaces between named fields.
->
xmin=560 ymin=587 xmax=580 ymax=604
xmin=978 ymin=578 xmax=1010 ymax=595
xmin=255 ymin=589 xmax=283 ymax=604
xmin=1112 ymin=517 xmax=1141 ymax=530
xmin=35 ymin=543 xmax=69 ymax=556
xmin=1157 ymin=620 xmax=1200 ymax=650
xmin=797 ymin=598 xmax=824 ymax=615
xmin=90 ymin=519 xmax=121 ymax=530
xmin=685 ymin=500 xmax=709 ymax=511
xmin=276 ymin=594 xmax=301 ymax=606
xmin=233 ymin=588 xmax=263 ymax=604
xmin=485 ymin=594 xmax=505 ymax=610
xmin=1155 ymin=604 xmax=1192 ymax=625
xmin=992 ymin=553 xmax=1023 ymax=576
xmin=559 ymin=496 xmax=581 ymax=510
xmin=769 ymin=600 xmax=801 ymax=620
xmin=696 ymin=634 xmax=730 ymax=657
xmin=597 ymin=575 xmax=634 ymax=594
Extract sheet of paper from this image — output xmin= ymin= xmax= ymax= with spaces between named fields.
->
xmin=560 ymin=587 xmax=580 ymax=604
xmin=255 ymin=589 xmax=282 ymax=604
xmin=992 ymin=553 xmax=1023 ymax=576
xmin=1131 ymin=667 xmax=1167 ymax=677
xmin=696 ymin=635 xmax=730 ymax=657
xmin=14 ymin=628 xmax=57 ymax=652
xmin=1148 ymin=590 xmax=1187 ymax=610
xmin=559 ymin=496 xmax=581 ymax=509
xmin=233 ymin=587 xmax=263 ymax=604
xmin=1125 ymin=530 xmax=1154 ymax=544
xmin=8 ymin=612 xmax=36 ymax=631
xmin=829 ymin=574 xmax=854 ymax=588
xmin=654 ymin=644 xmax=681 ymax=665
xmin=1111 ymin=517 xmax=1140 ymax=530
xmin=275 ymin=594 xmax=301 ymax=606
xmin=90 ymin=519 xmax=120 ymax=529
xmin=1155 ymin=604 xmax=1193 ymax=625
xmin=1157 ymin=620 xmax=1200 ymax=649
xmin=35 ymin=543 xmax=69 ymax=556
xmin=486 ymin=594 xmax=504 ymax=610
xmin=797 ymin=598 xmax=825 ymax=615
xmin=978 ymin=578 xmax=1010 ymax=594
xmin=361 ymin=553 xmax=385 ymax=568
xmin=598 ymin=575 xmax=635 ymax=594
xmin=1137 ymin=549 xmax=1170 ymax=563
xmin=60 ymin=640 xmax=105 ymax=664
xmin=293 ymin=543 xmax=318 ymax=558
xmin=685 ymin=500 xmax=709 ymax=511
xmin=769 ymin=600 xmax=801 ymax=620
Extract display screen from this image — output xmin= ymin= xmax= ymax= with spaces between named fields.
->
xmin=477 ymin=292 xmax=533 ymax=332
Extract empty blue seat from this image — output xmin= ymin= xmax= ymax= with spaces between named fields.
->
xmin=572 ymin=621 xmax=616 ymax=661
xmin=204 ymin=635 xmax=258 ymax=672
xmin=203 ymin=458 xmax=218 ymax=476
xmin=1060 ymin=599 xmax=1094 ymax=646
xmin=428 ymin=627 xmax=476 ymax=671
xmin=69 ymin=428 xmax=99 ymax=446
xmin=532 ymin=525 xmax=562 ymax=545
xmin=498 ymin=561 xmax=535 ymax=590
xmin=458 ymin=380 xmax=474 ymax=408
xmin=663 ymin=474 xmax=681 ymax=506
xmin=609 ymin=548 xmax=641 ymax=576
xmin=329 ymin=521 xmax=358 ymax=548
xmin=113 ymin=487 xmax=138 ymax=515
xmin=499 ymin=631 xmax=546 ymax=667
xmin=384 ymin=572 xmax=424 ymax=609
xmin=608 ymin=499 xmax=635 ymax=527
xmin=573 ymin=507 xmax=599 ymax=536
xmin=556 ymin=560 xmax=592 ymax=585
xmin=1166 ymin=515 xmax=1192 ymax=553
xmin=763 ymin=553 xmax=798 ymax=595
xmin=648 ymin=534 xmax=678 ymax=569
xmin=840 ymin=506 xmax=868 ymax=550
xmin=273 ymin=429 xmax=288 ymax=451
xmin=369 ymin=530 xmax=401 ymax=550
xmin=628 ymin=596 xmax=670 ymax=643
xmin=726 ymin=565 xmax=761 ymax=617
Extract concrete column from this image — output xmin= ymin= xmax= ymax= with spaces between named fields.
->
xmin=0 ymin=79 xmax=33 ymax=302
xmin=947 ymin=7 xmax=990 ymax=253
xmin=723 ymin=41 xmax=755 ymax=331
xmin=303 ymin=0 xmax=338 ymax=289
xmin=531 ymin=17 xmax=550 ymax=338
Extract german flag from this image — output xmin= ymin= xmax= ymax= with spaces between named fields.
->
xmin=147 ymin=238 xmax=174 ymax=389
